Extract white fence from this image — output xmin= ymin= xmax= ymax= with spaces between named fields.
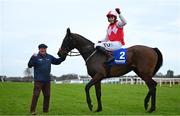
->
xmin=153 ymin=78 xmax=180 ymax=87
xmin=54 ymin=76 xmax=180 ymax=87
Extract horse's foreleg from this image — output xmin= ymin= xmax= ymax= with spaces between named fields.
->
xmin=85 ymin=82 xmax=93 ymax=111
xmin=95 ymin=82 xmax=102 ymax=112
xmin=85 ymin=73 xmax=102 ymax=112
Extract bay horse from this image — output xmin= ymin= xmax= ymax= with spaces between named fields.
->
xmin=57 ymin=28 xmax=163 ymax=113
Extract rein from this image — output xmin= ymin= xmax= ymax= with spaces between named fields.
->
xmin=68 ymin=50 xmax=81 ymax=56
xmin=66 ymin=46 xmax=96 ymax=62
xmin=85 ymin=50 xmax=97 ymax=62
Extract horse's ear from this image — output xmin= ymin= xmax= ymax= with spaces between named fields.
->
xmin=67 ymin=28 xmax=71 ymax=35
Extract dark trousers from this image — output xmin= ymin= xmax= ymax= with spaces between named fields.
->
xmin=30 ymin=81 xmax=50 ymax=113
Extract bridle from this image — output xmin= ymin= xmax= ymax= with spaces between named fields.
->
xmin=59 ymin=45 xmax=96 ymax=62
xmin=59 ymin=33 xmax=97 ymax=62
xmin=60 ymin=46 xmax=95 ymax=56
xmin=59 ymin=47 xmax=81 ymax=56
xmin=68 ymin=50 xmax=81 ymax=56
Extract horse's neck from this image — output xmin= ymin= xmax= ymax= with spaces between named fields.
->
xmin=73 ymin=34 xmax=95 ymax=61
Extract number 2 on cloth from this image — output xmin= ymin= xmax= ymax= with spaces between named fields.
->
xmin=119 ymin=51 xmax=125 ymax=59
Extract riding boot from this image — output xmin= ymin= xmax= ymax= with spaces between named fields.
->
xmin=96 ymin=46 xmax=114 ymax=63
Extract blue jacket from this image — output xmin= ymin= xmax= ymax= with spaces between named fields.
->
xmin=28 ymin=53 xmax=64 ymax=82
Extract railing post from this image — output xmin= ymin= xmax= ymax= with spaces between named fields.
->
xmin=160 ymin=78 xmax=162 ymax=87
xmin=170 ymin=79 xmax=172 ymax=87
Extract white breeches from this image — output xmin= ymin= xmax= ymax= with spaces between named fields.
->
xmin=94 ymin=41 xmax=122 ymax=51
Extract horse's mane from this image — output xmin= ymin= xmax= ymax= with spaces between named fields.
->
xmin=72 ymin=33 xmax=94 ymax=45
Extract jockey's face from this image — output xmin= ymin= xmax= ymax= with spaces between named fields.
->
xmin=39 ymin=48 xmax=47 ymax=55
xmin=108 ymin=16 xmax=116 ymax=24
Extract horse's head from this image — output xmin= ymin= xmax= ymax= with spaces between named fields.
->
xmin=57 ymin=28 xmax=76 ymax=57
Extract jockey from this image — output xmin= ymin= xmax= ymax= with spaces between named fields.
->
xmin=95 ymin=8 xmax=127 ymax=63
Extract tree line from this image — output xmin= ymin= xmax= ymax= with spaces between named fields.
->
xmin=0 ymin=68 xmax=179 ymax=82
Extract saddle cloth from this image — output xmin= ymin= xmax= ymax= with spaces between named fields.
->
xmin=109 ymin=48 xmax=127 ymax=65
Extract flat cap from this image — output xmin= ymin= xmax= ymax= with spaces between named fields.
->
xmin=38 ymin=44 xmax=48 ymax=49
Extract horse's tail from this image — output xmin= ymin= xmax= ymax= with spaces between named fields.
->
xmin=153 ymin=48 xmax=163 ymax=75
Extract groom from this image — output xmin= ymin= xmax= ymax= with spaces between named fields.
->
xmin=28 ymin=44 xmax=66 ymax=115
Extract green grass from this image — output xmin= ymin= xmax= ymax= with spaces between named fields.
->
xmin=0 ymin=82 xmax=180 ymax=115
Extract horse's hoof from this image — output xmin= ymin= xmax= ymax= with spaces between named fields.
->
xmin=144 ymin=102 xmax=149 ymax=110
xmin=95 ymin=108 xmax=102 ymax=112
xmin=88 ymin=104 xmax=93 ymax=111
xmin=148 ymin=107 xmax=156 ymax=113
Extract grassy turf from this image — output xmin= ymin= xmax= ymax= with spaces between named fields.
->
xmin=0 ymin=82 xmax=179 ymax=115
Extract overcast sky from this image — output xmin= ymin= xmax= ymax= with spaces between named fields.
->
xmin=0 ymin=0 xmax=180 ymax=77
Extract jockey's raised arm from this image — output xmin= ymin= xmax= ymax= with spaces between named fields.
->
xmin=117 ymin=14 xmax=127 ymax=27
